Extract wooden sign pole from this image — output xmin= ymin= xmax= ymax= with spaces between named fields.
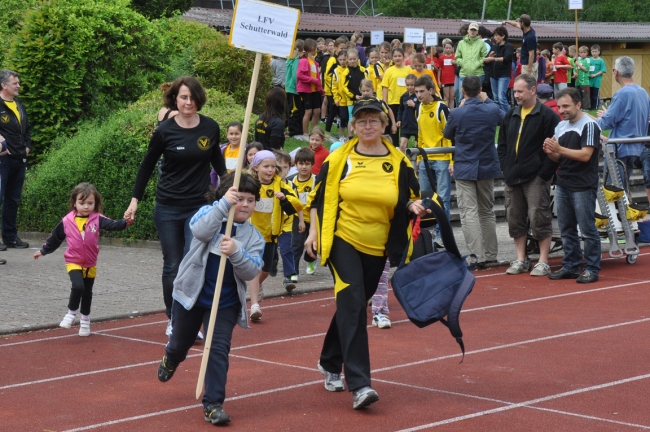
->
xmin=195 ymin=51 xmax=263 ymax=399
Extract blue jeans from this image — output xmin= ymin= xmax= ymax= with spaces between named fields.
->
xmin=166 ymin=301 xmax=239 ymax=408
xmin=153 ymin=202 xmax=202 ymax=318
xmin=291 ymin=218 xmax=315 ymax=276
xmin=0 ymin=157 xmax=27 ymax=241
xmin=490 ymin=76 xmax=511 ymax=114
xmin=419 ymin=160 xmax=451 ymax=237
xmin=640 ymin=147 xmax=650 ymax=189
xmin=555 ymin=186 xmax=601 ymax=275
xmin=277 ymin=231 xmax=295 ymax=277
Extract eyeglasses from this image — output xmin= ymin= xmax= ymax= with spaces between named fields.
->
xmin=355 ymin=118 xmax=382 ymax=127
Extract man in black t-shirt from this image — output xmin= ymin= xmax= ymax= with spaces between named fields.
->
xmin=504 ymin=14 xmax=537 ymax=77
xmin=543 ymin=87 xmax=601 ymax=284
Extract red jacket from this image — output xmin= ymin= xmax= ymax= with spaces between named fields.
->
xmin=544 ymin=100 xmax=562 ymax=119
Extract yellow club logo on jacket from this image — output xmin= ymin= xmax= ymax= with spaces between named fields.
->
xmin=0 ymin=114 xmax=9 ymax=123
xmin=197 ymin=136 xmax=210 ymax=150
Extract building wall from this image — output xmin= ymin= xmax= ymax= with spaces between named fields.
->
xmin=600 ymin=47 xmax=650 ymax=99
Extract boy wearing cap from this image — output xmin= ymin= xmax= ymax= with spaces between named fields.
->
xmin=537 ymin=84 xmax=561 ymax=118
xmin=455 ymin=22 xmax=488 ymax=85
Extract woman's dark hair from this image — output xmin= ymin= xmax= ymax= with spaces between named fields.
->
xmin=261 ymin=87 xmax=286 ymax=123
xmin=69 ymin=182 xmax=103 ymax=214
xmin=478 ymin=26 xmax=493 ymax=39
xmin=163 ymin=76 xmax=207 ymax=111
xmin=493 ymin=26 xmax=508 ymax=40
xmin=206 ymin=172 xmax=261 ymax=203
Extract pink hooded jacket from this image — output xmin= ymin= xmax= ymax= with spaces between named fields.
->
xmin=62 ymin=211 xmax=101 ymax=268
xmin=296 ymin=57 xmax=323 ymax=94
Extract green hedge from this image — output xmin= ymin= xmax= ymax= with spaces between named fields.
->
xmin=18 ymin=88 xmax=249 ymax=240
xmin=6 ymin=0 xmax=166 ymax=154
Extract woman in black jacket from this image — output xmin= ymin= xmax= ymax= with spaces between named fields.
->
xmin=254 ymin=87 xmax=286 ymax=150
xmin=484 ymin=26 xmax=514 ymax=114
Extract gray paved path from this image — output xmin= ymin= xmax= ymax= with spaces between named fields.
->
xmin=1 ymin=223 xmax=621 ymax=335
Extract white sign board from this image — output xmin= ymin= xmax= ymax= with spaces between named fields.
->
xmin=568 ymin=0 xmax=583 ymax=9
xmin=371 ymin=30 xmax=384 ymax=45
xmin=404 ymin=28 xmax=424 ymax=44
xmin=229 ymin=0 xmax=300 ymax=57
xmin=425 ymin=32 xmax=439 ymax=47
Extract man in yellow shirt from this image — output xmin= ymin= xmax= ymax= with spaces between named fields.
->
xmin=0 ymin=69 xmax=32 ymax=251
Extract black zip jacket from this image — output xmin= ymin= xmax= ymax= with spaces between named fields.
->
xmin=497 ymin=100 xmax=560 ymax=185
xmin=0 ymin=97 xmax=31 ymax=158
xmin=492 ymin=42 xmax=515 ymax=78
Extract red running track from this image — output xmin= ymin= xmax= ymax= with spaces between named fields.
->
xmin=2 ymin=251 xmax=650 ymax=431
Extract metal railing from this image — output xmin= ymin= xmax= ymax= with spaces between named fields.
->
xmin=603 ymin=136 xmax=650 ymax=144
xmin=405 ymin=147 xmax=455 ymax=157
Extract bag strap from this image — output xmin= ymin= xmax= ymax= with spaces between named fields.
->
xmin=417 ymin=147 xmax=438 ymax=194
xmin=421 ymin=197 xmax=461 ymax=259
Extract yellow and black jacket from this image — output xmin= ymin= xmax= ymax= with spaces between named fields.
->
xmin=308 ymin=137 xmax=420 ymax=266
xmin=251 ymin=174 xmax=302 ymax=242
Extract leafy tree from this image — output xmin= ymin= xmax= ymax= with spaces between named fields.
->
xmin=6 ymin=0 xmax=167 ymax=154
xmin=0 ymin=0 xmax=41 ymax=68
xmin=130 ymin=0 xmax=194 ymax=19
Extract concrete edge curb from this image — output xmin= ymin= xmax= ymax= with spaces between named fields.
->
xmin=0 ymin=285 xmax=335 ymax=337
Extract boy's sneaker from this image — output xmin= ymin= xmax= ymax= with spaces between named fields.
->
xmin=317 ymin=361 xmax=344 ymax=392
xmin=204 ymin=403 xmax=231 ymax=425
xmin=577 ymin=270 xmax=598 ymax=284
xmin=291 ymin=274 xmax=299 ymax=283
xmin=372 ymin=313 xmax=391 ymax=329
xmin=158 ymin=355 xmax=177 ymax=382
xmin=60 ymin=312 xmax=77 ymax=329
xmin=530 ymin=262 xmax=551 ymax=277
xmin=196 ymin=330 xmax=204 ymax=341
xmin=506 ymin=259 xmax=530 ymax=275
xmin=283 ymin=278 xmax=296 ymax=293
xmin=352 ymin=386 xmax=379 ymax=409
xmin=79 ymin=318 xmax=91 ymax=337
xmin=3 ymin=237 xmax=29 ymax=248
xmin=165 ymin=320 xmax=173 ymax=336
xmin=306 ymin=262 xmax=316 ymax=275
xmin=250 ymin=304 xmax=262 ymax=322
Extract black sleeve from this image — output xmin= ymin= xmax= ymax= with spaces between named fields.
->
xmin=497 ymin=113 xmax=509 ymax=169
xmin=210 ymin=122 xmax=227 ymax=176
xmin=131 ymin=129 xmax=165 ymax=201
xmin=538 ymin=110 xmax=561 ymax=181
xmin=40 ymin=221 xmax=66 ymax=255
xmin=397 ymin=94 xmax=405 ymax=122
xmin=99 ymin=216 xmax=129 ymax=232
xmin=503 ymin=43 xmax=514 ymax=65
xmin=268 ymin=117 xmax=286 ymax=150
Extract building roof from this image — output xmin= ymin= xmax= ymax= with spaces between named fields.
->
xmin=191 ymin=0 xmax=367 ymax=16
xmin=185 ymin=7 xmax=650 ymax=42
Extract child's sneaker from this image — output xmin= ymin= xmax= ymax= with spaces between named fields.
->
xmin=79 ymin=318 xmax=91 ymax=337
xmin=158 ymin=355 xmax=178 ymax=382
xmin=59 ymin=312 xmax=76 ymax=329
xmin=284 ymin=278 xmax=296 ymax=293
xmin=250 ymin=304 xmax=262 ymax=322
xmin=204 ymin=403 xmax=231 ymax=425
xmin=291 ymin=274 xmax=299 ymax=283
xmin=165 ymin=320 xmax=173 ymax=336
xmin=317 ymin=361 xmax=344 ymax=392
xmin=306 ymin=262 xmax=316 ymax=275
xmin=372 ymin=313 xmax=391 ymax=329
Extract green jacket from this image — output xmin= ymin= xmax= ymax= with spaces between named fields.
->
xmin=285 ymin=57 xmax=300 ymax=94
xmin=455 ymin=35 xmax=488 ymax=77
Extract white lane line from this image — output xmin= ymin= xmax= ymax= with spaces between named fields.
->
xmin=376 ymin=379 xmax=650 ymax=430
xmin=393 ymin=373 xmax=650 ymax=431
xmin=0 ymin=320 xmax=169 ymax=348
xmin=0 ymin=353 xmax=193 ymax=390
xmin=61 ymin=380 xmax=322 ymax=432
xmin=372 ymin=317 xmax=650 ymax=373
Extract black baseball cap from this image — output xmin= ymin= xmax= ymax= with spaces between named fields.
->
xmin=352 ymin=97 xmax=386 ymax=117
xmin=537 ymin=84 xmax=554 ymax=98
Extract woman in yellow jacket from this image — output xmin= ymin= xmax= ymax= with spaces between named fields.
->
xmin=305 ymin=98 xmax=429 ymax=410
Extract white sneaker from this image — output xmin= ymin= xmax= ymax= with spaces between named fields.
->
xmin=530 ymin=262 xmax=551 ymax=277
xmin=291 ymin=274 xmax=299 ymax=282
xmin=79 ymin=318 xmax=90 ymax=337
xmin=196 ymin=330 xmax=204 ymax=340
xmin=372 ymin=313 xmax=392 ymax=329
xmin=306 ymin=262 xmax=316 ymax=275
xmin=250 ymin=304 xmax=262 ymax=322
xmin=165 ymin=320 xmax=173 ymax=336
xmin=60 ymin=312 xmax=76 ymax=329
xmin=506 ymin=259 xmax=530 ymax=275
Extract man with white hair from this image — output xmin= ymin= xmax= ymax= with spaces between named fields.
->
xmin=597 ymin=56 xmax=650 ymax=192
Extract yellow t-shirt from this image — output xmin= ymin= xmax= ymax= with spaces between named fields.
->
xmin=417 ymin=100 xmax=453 ymax=164
xmin=4 ymin=100 xmax=20 ymax=124
xmin=381 ymin=65 xmax=414 ymax=105
xmin=412 ymin=69 xmax=440 ymax=92
xmin=251 ymin=182 xmax=276 ymax=242
xmin=308 ymin=58 xmax=318 ymax=92
xmin=335 ymin=149 xmax=398 ymax=256
xmin=368 ymin=63 xmax=383 ymax=93
xmin=223 ymin=144 xmax=240 ymax=172
xmin=516 ymin=106 xmax=534 ymax=155
xmin=292 ymin=174 xmax=316 ymax=224
xmin=65 ymin=216 xmax=97 ymax=278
